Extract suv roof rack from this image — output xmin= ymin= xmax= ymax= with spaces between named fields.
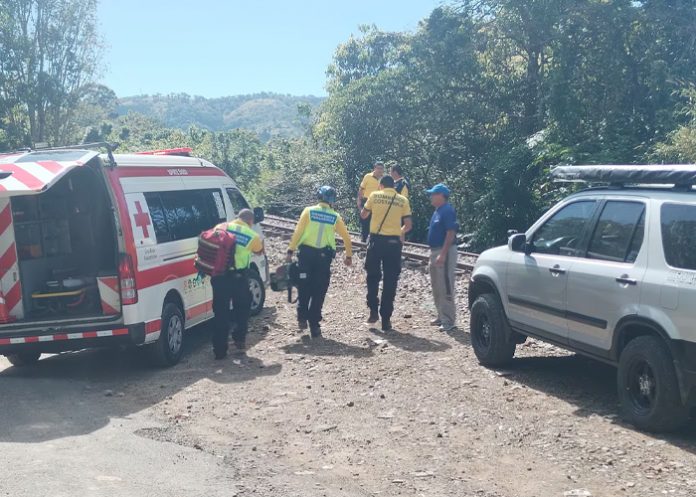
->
xmin=552 ymin=164 xmax=696 ymax=189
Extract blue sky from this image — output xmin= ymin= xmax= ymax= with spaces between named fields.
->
xmin=98 ymin=0 xmax=443 ymax=98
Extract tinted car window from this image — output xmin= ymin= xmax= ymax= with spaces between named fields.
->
xmin=532 ymin=201 xmax=597 ymax=256
xmin=149 ymin=190 xmax=226 ymax=243
xmin=226 ymin=188 xmax=249 ymax=215
xmin=661 ymin=203 xmax=696 ymax=270
xmin=144 ymin=193 xmax=171 ymax=243
xmin=587 ymin=201 xmax=645 ymax=262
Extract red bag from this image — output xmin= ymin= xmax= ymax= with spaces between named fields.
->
xmin=194 ymin=223 xmax=236 ymax=277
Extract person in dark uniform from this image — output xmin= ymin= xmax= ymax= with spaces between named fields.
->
xmin=286 ymin=186 xmax=353 ymax=338
xmin=210 ymin=209 xmax=264 ymax=359
xmin=390 ymin=164 xmax=410 ymax=198
xmin=360 ymin=176 xmax=412 ymax=331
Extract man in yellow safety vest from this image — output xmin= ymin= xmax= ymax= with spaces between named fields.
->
xmin=211 ymin=209 xmax=264 ymax=359
xmin=286 ymin=186 xmax=353 ymax=338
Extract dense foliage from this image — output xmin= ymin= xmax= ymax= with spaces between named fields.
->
xmin=2 ymin=0 xmax=696 ymax=250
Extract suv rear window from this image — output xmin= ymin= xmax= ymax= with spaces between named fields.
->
xmin=661 ymin=203 xmax=696 ymax=270
xmin=587 ymin=201 xmax=645 ymax=263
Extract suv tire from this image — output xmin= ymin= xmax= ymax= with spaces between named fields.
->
xmin=617 ymin=335 xmax=689 ymax=432
xmin=470 ymin=293 xmax=516 ymax=366
xmin=6 ymin=351 xmax=41 ymax=367
xmin=149 ymin=302 xmax=185 ymax=367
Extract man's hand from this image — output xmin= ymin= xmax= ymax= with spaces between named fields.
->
xmin=344 ymin=256 xmax=352 ymax=267
xmin=285 ymin=253 xmax=293 ymax=263
xmin=435 ymin=253 xmax=446 ymax=267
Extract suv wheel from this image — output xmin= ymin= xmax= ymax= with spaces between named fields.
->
xmin=618 ymin=335 xmax=689 ymax=432
xmin=470 ymin=293 xmax=516 ymax=366
xmin=149 ymin=302 xmax=185 ymax=367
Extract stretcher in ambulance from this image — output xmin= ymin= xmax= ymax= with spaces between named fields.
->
xmin=0 ymin=147 xmax=268 ymax=366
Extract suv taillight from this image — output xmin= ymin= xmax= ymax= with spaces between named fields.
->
xmin=119 ymin=254 xmax=138 ymax=305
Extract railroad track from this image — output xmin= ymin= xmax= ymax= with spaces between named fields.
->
xmin=262 ymin=214 xmax=478 ymax=271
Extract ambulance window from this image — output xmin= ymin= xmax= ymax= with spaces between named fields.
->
xmin=226 ymin=188 xmax=249 ymax=215
xmin=156 ymin=190 xmax=227 ymax=242
xmin=144 ymin=193 xmax=171 ymax=243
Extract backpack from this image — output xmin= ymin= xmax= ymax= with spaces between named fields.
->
xmin=194 ymin=223 xmax=236 ymax=277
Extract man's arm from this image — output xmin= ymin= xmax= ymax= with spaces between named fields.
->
xmin=286 ymin=209 xmax=310 ymax=260
xmin=335 ymin=217 xmax=353 ymax=266
xmin=357 ymin=188 xmax=364 ymax=209
xmin=401 ymin=216 xmax=413 ymax=236
xmin=435 ymin=208 xmax=458 ymax=266
xmin=360 ymin=194 xmax=372 ymax=220
xmin=250 ymin=235 xmax=265 ymax=255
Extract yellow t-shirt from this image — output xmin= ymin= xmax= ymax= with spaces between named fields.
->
xmin=364 ymin=188 xmax=412 ymax=237
xmin=359 ymin=173 xmax=381 ymax=201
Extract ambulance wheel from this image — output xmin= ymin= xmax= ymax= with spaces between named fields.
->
xmin=249 ymin=271 xmax=265 ymax=317
xmin=150 ymin=302 xmax=185 ymax=367
xmin=6 ymin=351 xmax=41 ymax=367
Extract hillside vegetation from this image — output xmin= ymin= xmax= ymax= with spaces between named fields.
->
xmin=3 ymin=0 xmax=696 ymax=248
xmin=117 ymin=93 xmax=323 ymax=141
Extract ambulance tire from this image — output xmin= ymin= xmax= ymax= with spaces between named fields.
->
xmin=249 ymin=271 xmax=265 ymax=317
xmin=149 ymin=302 xmax=185 ymax=367
xmin=6 ymin=351 xmax=41 ymax=367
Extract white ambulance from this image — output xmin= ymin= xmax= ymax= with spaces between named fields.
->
xmin=0 ymin=146 xmax=269 ymax=366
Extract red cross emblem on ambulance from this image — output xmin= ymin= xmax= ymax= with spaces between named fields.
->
xmin=133 ymin=201 xmax=152 ymax=238
xmin=126 ymin=194 xmax=154 ymax=245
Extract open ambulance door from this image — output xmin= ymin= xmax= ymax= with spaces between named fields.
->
xmin=0 ymin=150 xmax=100 ymax=322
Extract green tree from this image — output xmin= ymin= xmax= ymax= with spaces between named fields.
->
xmin=0 ymin=0 xmax=102 ymax=147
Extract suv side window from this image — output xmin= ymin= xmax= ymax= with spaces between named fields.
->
xmin=226 ymin=188 xmax=250 ymax=216
xmin=661 ymin=203 xmax=696 ymax=270
xmin=587 ymin=201 xmax=645 ymax=263
xmin=531 ymin=201 xmax=597 ymax=256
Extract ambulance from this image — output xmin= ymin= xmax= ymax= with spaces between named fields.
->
xmin=0 ymin=146 xmax=269 ymax=366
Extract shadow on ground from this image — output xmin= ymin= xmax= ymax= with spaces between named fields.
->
xmin=497 ymin=350 xmax=696 ymax=452
xmin=371 ymin=327 xmax=451 ymax=353
xmin=281 ymin=334 xmax=373 ymax=358
xmin=0 ymin=307 xmax=280 ymax=444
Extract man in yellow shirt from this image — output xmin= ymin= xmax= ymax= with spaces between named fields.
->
xmin=286 ymin=186 xmax=353 ymax=338
xmin=360 ymin=176 xmax=412 ymax=331
xmin=212 ymin=209 xmax=264 ymax=359
xmin=357 ymin=160 xmax=384 ymax=242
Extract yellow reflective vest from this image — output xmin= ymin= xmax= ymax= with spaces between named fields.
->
xmin=226 ymin=219 xmax=261 ymax=269
xmin=288 ymin=203 xmax=353 ymax=257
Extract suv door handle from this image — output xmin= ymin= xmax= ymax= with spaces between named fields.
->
xmin=616 ymin=275 xmax=637 ymax=286
xmin=549 ymin=265 xmax=566 ymax=276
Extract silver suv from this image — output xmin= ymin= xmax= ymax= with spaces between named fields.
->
xmin=468 ymin=165 xmax=696 ymax=432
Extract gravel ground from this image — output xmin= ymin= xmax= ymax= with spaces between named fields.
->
xmin=3 ymin=234 xmax=696 ymax=497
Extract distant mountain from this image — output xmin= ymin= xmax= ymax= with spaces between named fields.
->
xmin=117 ymin=92 xmax=324 ymax=141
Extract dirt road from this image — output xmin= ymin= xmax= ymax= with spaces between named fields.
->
xmin=3 ymin=238 xmax=696 ymax=497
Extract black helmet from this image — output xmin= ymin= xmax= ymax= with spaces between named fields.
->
xmin=317 ymin=185 xmax=337 ymax=204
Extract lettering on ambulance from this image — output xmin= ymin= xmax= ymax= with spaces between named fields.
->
xmin=167 ymin=169 xmax=189 ymax=176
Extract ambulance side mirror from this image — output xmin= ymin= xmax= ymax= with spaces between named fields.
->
xmin=253 ymin=207 xmax=265 ymax=224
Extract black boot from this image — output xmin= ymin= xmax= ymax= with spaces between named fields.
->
xmin=298 ymin=319 xmax=308 ymax=331
xmin=310 ymin=324 xmax=322 ymax=338
xmin=367 ymin=310 xmax=379 ymax=324
xmin=381 ymin=318 xmax=392 ymax=332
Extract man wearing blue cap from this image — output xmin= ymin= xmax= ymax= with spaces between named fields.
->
xmin=426 ymin=184 xmax=458 ymax=331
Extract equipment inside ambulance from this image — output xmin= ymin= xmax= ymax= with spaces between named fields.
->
xmin=0 ymin=150 xmax=118 ymax=323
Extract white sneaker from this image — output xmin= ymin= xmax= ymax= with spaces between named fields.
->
xmin=430 ymin=318 xmax=442 ymax=326
xmin=439 ymin=323 xmax=457 ymax=332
